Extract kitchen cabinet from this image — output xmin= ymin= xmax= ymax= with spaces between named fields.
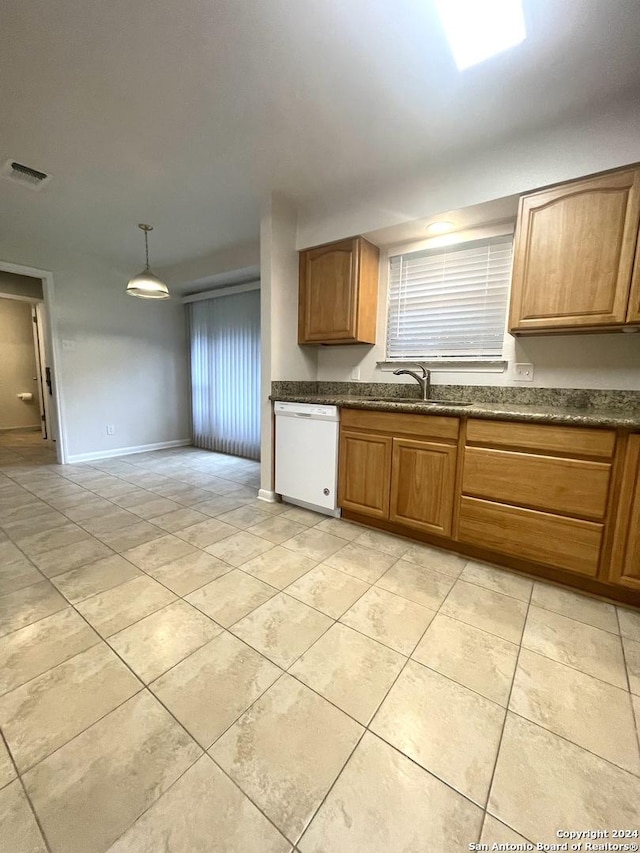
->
xmin=338 ymin=408 xmax=459 ymax=533
xmin=298 ymin=236 xmax=379 ymax=344
xmin=338 ymin=430 xmax=391 ymax=519
xmin=335 ymin=405 xmax=640 ymax=606
xmin=390 ymin=438 xmax=457 ymax=537
xmin=509 ymin=167 xmax=640 ymax=333
xmin=458 ymin=419 xmax=616 ymax=576
xmin=610 ymin=434 xmax=640 ymax=590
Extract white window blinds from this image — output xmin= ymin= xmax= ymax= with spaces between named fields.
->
xmin=387 ymin=234 xmax=513 ymax=360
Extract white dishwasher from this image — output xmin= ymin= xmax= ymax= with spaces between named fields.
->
xmin=274 ymin=401 xmax=341 ymax=516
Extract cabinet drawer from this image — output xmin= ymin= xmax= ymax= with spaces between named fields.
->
xmin=458 ymin=496 xmax=603 ymax=576
xmin=466 ymin=418 xmax=616 ymax=459
xmin=462 ymin=447 xmax=611 ymax=520
xmin=341 ymin=408 xmax=459 ymax=441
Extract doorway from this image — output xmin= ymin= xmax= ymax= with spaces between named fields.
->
xmin=0 ymin=296 xmax=45 ymax=438
xmin=0 ymin=262 xmax=66 ymax=462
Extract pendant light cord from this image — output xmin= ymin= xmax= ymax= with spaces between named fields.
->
xmin=144 ymin=229 xmax=150 ymax=271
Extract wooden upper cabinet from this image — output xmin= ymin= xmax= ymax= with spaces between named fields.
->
xmin=298 ymin=237 xmax=379 ymax=344
xmin=509 ymin=168 xmax=640 ymax=332
xmin=628 ymin=253 xmax=640 ymax=323
xmin=610 ymin=434 xmax=640 ymax=590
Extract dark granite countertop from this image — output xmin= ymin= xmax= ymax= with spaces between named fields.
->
xmin=271 ymin=394 xmax=640 ymax=429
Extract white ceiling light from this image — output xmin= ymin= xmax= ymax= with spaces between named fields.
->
xmin=426 ymin=220 xmax=454 ymax=234
xmin=435 ymin=0 xmax=526 ymax=71
xmin=126 ymin=224 xmax=170 ymax=300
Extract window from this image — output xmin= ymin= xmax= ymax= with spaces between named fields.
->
xmin=188 ymin=287 xmax=261 ymax=459
xmin=386 ymin=234 xmax=513 ymax=361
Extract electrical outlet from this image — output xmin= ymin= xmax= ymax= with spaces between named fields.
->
xmin=106 ymin=424 xmax=115 ymax=435
xmin=350 ymin=367 xmax=361 ymax=381
xmin=514 ymin=363 xmax=534 ymax=382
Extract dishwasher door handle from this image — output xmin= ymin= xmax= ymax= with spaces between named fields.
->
xmin=294 ymin=413 xmax=313 ymax=418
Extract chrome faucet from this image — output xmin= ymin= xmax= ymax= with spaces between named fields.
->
xmin=393 ymin=365 xmax=431 ymax=401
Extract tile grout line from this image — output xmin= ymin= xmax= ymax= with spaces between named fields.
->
xmin=616 ymin=607 xmax=640 ymax=755
xmin=2 ymin=502 xmax=338 ymax=699
xmin=2 ymin=494 xmax=635 ymax=703
xmin=8 ymin=683 xmax=147 ymax=777
xmin=2 ymin=452 xmax=259 ymax=563
xmin=477 ymin=580 xmax=533 ymax=844
xmin=0 ymin=728 xmax=54 ymax=853
xmin=3 ymin=442 xmax=640 ymax=845
xmin=296 ymin=561 xmax=468 ymax=846
xmin=1 ymin=565 xmax=228 ymax=848
xmin=146 ymin=670 xmax=295 ymax=849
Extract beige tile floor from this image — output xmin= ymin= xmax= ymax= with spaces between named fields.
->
xmin=1 ymin=429 xmax=639 ymax=852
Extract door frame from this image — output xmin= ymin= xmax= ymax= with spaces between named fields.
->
xmin=31 ymin=303 xmax=49 ymax=439
xmin=0 ymin=261 xmax=67 ymax=463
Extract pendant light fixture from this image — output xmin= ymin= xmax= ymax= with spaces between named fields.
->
xmin=126 ymin=224 xmax=170 ymax=299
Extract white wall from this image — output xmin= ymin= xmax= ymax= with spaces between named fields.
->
xmin=300 ymin=97 xmax=640 ymax=391
xmin=0 ymin=240 xmax=191 ymax=461
xmin=259 ymin=192 xmax=317 ymax=493
xmin=0 ymin=299 xmax=41 ymax=430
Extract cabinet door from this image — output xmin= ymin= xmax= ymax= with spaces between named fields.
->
xmin=510 ymin=169 xmax=640 ymax=331
xmin=389 ymin=438 xmax=457 ymax=537
xmin=338 ymin=430 xmax=391 ymax=519
xmin=610 ymin=435 xmax=640 ymax=590
xmin=299 ymin=239 xmax=357 ymax=343
xmin=627 ymin=256 xmax=640 ymax=323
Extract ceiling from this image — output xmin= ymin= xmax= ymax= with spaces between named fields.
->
xmin=2 ymin=0 xmax=640 ymax=270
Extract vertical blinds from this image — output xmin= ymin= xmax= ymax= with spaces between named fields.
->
xmin=188 ymin=288 xmax=260 ymax=460
xmin=387 ymin=234 xmax=513 ymax=360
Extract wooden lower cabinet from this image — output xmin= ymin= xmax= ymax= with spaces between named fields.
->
xmin=610 ymin=435 xmax=640 ymax=590
xmin=338 ymin=430 xmax=391 ymax=519
xmin=337 ymin=408 xmax=640 ymax=606
xmin=390 ymin=438 xmax=457 ymax=536
xmin=459 ymin=419 xmax=614 ymax=578
xmin=458 ymin=496 xmax=603 ymax=577
xmin=338 ymin=411 xmax=459 ymax=532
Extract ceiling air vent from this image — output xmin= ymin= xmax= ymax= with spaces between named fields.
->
xmin=1 ymin=159 xmax=52 ymax=191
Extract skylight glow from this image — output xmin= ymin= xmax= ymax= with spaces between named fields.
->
xmin=435 ymin=0 xmax=526 ymax=71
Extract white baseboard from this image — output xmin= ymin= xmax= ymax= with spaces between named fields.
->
xmin=66 ymin=439 xmax=191 ymax=464
xmin=257 ymin=488 xmax=279 ymax=503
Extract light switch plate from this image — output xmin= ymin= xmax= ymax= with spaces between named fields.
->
xmin=514 ymin=363 xmax=534 ymax=381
